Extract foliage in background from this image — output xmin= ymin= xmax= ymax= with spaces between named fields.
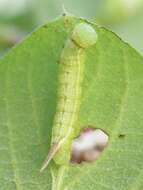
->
xmin=0 ymin=0 xmax=143 ymax=55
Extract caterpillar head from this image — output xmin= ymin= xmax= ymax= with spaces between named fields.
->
xmin=72 ymin=23 xmax=98 ymax=48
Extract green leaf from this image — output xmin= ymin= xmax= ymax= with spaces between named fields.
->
xmin=0 ymin=16 xmax=143 ymax=190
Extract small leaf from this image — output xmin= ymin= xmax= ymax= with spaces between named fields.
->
xmin=0 ymin=16 xmax=143 ymax=190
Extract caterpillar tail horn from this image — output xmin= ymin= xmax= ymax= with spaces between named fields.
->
xmin=40 ymin=142 xmax=60 ymax=172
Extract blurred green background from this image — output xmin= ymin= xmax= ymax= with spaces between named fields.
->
xmin=0 ymin=0 xmax=143 ymax=56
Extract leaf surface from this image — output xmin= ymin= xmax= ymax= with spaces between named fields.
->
xmin=0 ymin=16 xmax=143 ymax=190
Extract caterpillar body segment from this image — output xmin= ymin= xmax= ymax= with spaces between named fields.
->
xmin=40 ymin=23 xmax=98 ymax=172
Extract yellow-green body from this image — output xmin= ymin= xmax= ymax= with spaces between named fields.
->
xmin=52 ymin=40 xmax=85 ymax=164
xmin=40 ymin=22 xmax=97 ymax=171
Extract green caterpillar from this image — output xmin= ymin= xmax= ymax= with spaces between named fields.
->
xmin=40 ymin=22 xmax=98 ymax=172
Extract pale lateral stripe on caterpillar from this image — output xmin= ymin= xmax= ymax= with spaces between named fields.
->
xmin=40 ymin=22 xmax=98 ymax=172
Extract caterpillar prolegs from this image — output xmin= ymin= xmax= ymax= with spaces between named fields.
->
xmin=40 ymin=23 xmax=98 ymax=172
